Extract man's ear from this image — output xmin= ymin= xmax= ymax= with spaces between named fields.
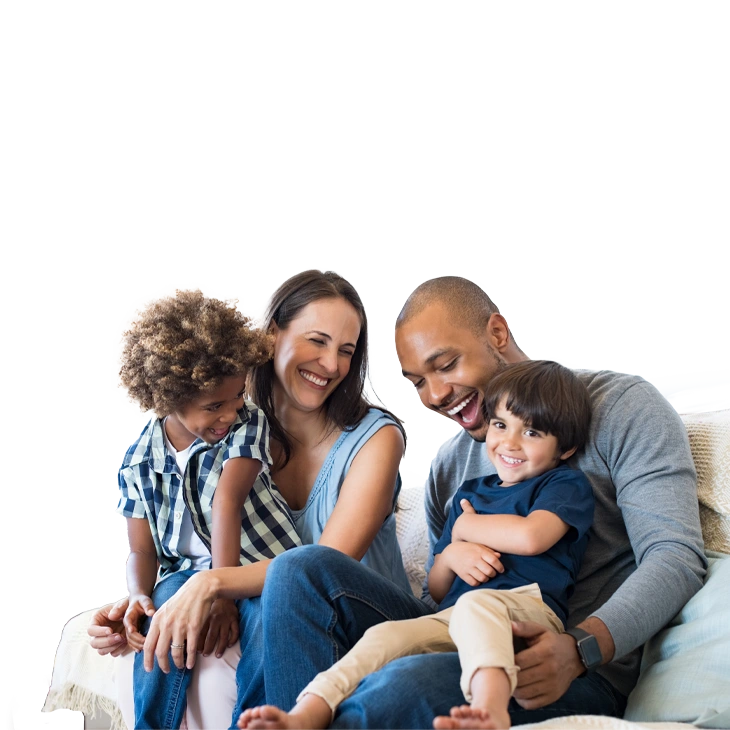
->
xmin=486 ymin=313 xmax=511 ymax=353
xmin=559 ymin=446 xmax=578 ymax=461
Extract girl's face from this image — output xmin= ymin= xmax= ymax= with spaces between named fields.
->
xmin=272 ymin=297 xmax=362 ymax=415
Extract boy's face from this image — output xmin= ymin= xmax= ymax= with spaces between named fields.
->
xmin=485 ymin=397 xmax=575 ymax=487
xmin=166 ymin=375 xmax=247 ymax=450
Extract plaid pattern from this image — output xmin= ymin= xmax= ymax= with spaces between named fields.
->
xmin=117 ymin=400 xmax=301 ymax=578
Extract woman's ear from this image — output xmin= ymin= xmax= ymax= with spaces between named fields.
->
xmin=559 ymin=446 xmax=578 ymax=462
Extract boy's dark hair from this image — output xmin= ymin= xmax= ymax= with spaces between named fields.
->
xmin=482 ymin=360 xmax=592 ymax=454
xmin=120 ymin=289 xmax=273 ymax=416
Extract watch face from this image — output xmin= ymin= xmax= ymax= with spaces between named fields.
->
xmin=578 ymin=635 xmax=603 ymax=669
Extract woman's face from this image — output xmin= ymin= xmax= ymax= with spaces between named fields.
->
xmin=272 ymin=297 xmax=362 ymax=415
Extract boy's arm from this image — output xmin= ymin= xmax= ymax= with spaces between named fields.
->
xmin=427 ymin=542 xmax=503 ymax=604
xmin=124 ymin=517 xmax=158 ymax=651
xmin=211 ymin=456 xmax=261 ymax=568
xmin=452 ymin=501 xmax=570 ymax=556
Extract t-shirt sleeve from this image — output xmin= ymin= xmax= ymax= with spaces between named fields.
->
xmin=530 ymin=469 xmax=594 ymax=542
xmin=116 ymin=467 xmax=147 ymax=519
xmin=223 ymin=404 xmax=273 ymax=471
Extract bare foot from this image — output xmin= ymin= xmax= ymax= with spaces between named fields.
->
xmin=237 ymin=705 xmax=294 ymax=729
xmin=433 ymin=704 xmax=511 ymax=729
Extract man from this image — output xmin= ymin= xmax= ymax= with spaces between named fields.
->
xmin=260 ymin=276 xmax=706 ymax=728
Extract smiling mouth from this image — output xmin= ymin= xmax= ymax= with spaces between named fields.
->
xmin=299 ymin=369 xmax=330 ymax=388
xmin=499 ymin=454 xmax=525 ymax=466
xmin=209 ymin=427 xmax=229 ymax=437
xmin=444 ymin=392 xmax=481 ymax=427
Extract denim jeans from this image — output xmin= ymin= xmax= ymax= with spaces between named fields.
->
xmin=133 ymin=570 xmax=265 ymax=730
xmin=260 ymin=545 xmax=628 ymax=729
xmin=133 ymin=569 xmax=197 ymax=730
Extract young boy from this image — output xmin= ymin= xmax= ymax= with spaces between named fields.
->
xmin=117 ymin=290 xmax=301 ymax=730
xmin=238 ymin=360 xmax=593 ymax=730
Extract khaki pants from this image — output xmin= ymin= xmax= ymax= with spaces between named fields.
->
xmin=299 ymin=584 xmax=564 ymax=716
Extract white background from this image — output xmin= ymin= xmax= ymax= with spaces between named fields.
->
xmin=2 ymin=3 xmax=729 ymax=729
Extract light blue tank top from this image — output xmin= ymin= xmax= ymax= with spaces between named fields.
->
xmin=289 ymin=408 xmax=411 ymax=593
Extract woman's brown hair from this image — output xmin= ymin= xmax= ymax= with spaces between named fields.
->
xmin=249 ymin=270 xmax=403 ymax=466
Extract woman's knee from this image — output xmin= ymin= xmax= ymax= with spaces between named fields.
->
xmin=266 ymin=544 xmax=354 ymax=589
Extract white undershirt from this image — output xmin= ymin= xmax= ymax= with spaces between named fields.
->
xmin=162 ymin=419 xmax=212 ymax=570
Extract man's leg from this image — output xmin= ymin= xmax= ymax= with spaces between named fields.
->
xmin=330 ymin=653 xmax=627 ymax=729
xmin=261 ymin=545 xmax=432 ymax=710
xmin=133 ymin=569 xmax=197 ymax=730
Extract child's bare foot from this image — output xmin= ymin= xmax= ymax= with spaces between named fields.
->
xmin=433 ymin=704 xmax=511 ymax=729
xmin=237 ymin=694 xmax=331 ymax=730
xmin=237 ymin=705 xmax=293 ymax=729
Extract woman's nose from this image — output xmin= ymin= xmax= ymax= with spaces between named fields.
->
xmin=318 ymin=347 xmax=339 ymax=374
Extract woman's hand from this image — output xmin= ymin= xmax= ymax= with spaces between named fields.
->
xmin=143 ymin=570 xmax=219 ymax=673
xmin=87 ymin=598 xmax=131 ymax=657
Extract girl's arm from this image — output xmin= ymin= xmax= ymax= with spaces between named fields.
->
xmin=204 ymin=456 xmax=262 ymax=657
xmin=317 ymin=424 xmax=405 ymax=559
xmin=211 ymin=456 xmax=261 ymax=568
xmin=124 ymin=518 xmax=158 ymax=651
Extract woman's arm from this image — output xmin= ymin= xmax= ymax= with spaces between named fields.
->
xmin=317 ymin=424 xmax=405 ymax=559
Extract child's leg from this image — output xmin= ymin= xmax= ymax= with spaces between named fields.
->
xmin=238 ymin=610 xmax=455 ymax=730
xmin=436 ymin=585 xmax=563 ymax=729
xmin=132 ymin=569 xmax=198 ymax=730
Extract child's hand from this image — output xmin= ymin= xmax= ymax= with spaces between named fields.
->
xmin=87 ymin=598 xmax=131 ymax=657
xmin=198 ymin=598 xmax=240 ymax=658
xmin=123 ymin=594 xmax=156 ymax=652
xmin=443 ymin=541 xmax=504 ymax=587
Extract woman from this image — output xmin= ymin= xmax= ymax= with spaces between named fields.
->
xmin=88 ymin=270 xmax=422 ymax=729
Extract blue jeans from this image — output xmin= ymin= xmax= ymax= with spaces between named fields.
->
xmin=260 ymin=545 xmax=628 ymax=729
xmin=133 ymin=571 xmax=265 ymax=730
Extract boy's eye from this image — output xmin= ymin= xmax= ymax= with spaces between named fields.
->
xmin=205 ymin=404 xmax=221 ymax=412
xmin=525 ymin=429 xmax=542 ymax=438
xmin=490 ymin=420 xmax=506 ymax=429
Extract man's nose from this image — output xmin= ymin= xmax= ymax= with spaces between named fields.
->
xmin=427 ymin=379 xmax=452 ymax=408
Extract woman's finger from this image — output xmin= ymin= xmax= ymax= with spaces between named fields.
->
xmin=143 ymin=620 xmax=161 ymax=673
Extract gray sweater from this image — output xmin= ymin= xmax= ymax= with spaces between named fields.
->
xmin=423 ymin=369 xmax=707 ymax=697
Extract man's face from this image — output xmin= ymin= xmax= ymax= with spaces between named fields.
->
xmin=396 ymin=302 xmax=507 ymax=442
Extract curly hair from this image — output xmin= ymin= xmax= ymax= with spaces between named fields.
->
xmin=120 ymin=290 xmax=273 ymax=416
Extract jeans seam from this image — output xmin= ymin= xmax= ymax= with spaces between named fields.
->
xmin=163 ymin=664 xmax=188 ymax=728
xmin=328 ymin=588 xmax=418 ymax=622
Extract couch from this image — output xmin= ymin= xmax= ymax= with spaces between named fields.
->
xmin=44 ymin=409 xmax=730 ymax=730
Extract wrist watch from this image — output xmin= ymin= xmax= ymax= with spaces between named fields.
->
xmin=565 ymin=627 xmax=602 ymax=675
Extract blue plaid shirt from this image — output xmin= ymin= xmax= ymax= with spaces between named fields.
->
xmin=117 ymin=400 xmax=301 ymax=579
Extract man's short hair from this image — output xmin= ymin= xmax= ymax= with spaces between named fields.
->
xmin=396 ymin=276 xmax=500 ymax=336
xmin=482 ymin=360 xmax=592 ymax=455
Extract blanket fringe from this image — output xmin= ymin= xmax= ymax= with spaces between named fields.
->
xmin=43 ymin=682 xmax=126 ymax=730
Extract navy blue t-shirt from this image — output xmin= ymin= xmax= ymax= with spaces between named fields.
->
xmin=433 ymin=464 xmax=594 ymax=626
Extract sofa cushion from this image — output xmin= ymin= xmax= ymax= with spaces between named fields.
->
xmin=681 ymin=409 xmax=730 ymax=554
xmin=624 ymin=550 xmax=730 ymax=728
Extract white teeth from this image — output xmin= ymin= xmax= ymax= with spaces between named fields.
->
xmin=446 ymin=392 xmax=476 ymax=416
xmin=300 ymin=370 xmax=328 ymax=387
xmin=500 ymin=455 xmax=524 ymax=465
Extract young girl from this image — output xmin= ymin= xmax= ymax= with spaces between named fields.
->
xmin=238 ymin=360 xmax=594 ymax=730
xmin=117 ymin=289 xmax=301 ymax=729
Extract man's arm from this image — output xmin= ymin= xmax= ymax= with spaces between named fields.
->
xmin=588 ymin=382 xmax=706 ymax=658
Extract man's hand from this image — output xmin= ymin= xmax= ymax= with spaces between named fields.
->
xmin=198 ymin=598 xmax=240 ymax=658
xmin=511 ymin=621 xmax=584 ymax=709
xmin=442 ymin=541 xmax=504 ymax=586
xmin=87 ymin=598 xmax=131 ymax=657
xmin=123 ymin=594 xmax=156 ymax=652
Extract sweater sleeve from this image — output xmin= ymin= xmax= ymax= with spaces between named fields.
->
xmin=591 ymin=381 xmax=707 ymax=660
